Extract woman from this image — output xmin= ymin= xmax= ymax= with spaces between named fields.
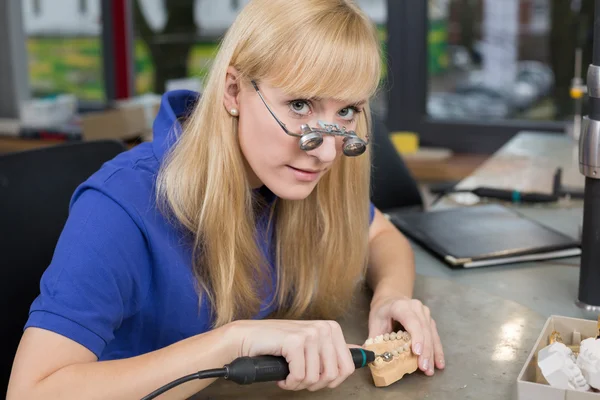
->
xmin=7 ymin=0 xmax=444 ymax=398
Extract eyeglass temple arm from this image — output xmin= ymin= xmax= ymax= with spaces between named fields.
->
xmin=251 ymin=81 xmax=300 ymax=137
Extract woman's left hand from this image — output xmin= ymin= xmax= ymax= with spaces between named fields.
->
xmin=368 ymin=295 xmax=445 ymax=376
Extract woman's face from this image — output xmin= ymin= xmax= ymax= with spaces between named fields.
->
xmin=224 ymin=68 xmax=366 ymax=200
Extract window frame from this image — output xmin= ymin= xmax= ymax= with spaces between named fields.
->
xmin=385 ymin=0 xmax=566 ymax=154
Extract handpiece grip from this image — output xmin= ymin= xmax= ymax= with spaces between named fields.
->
xmin=351 ymin=347 xmax=376 ymax=368
xmin=225 ymin=355 xmax=289 ymax=384
xmin=224 ymin=348 xmax=375 ymax=385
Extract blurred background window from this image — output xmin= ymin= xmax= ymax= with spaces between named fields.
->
xmin=22 ymin=0 xmax=104 ymax=102
xmin=132 ymin=0 xmax=388 ymax=97
xmin=427 ymin=0 xmax=593 ymax=125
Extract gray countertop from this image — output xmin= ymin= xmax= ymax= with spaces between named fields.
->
xmin=190 ymin=132 xmax=592 ymax=399
xmin=194 ymin=275 xmax=547 ymax=400
xmin=426 ymin=131 xmax=592 ymax=321
xmin=414 ymin=204 xmax=590 ymax=320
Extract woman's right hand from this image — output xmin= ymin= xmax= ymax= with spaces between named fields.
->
xmin=224 ymin=319 xmax=357 ymax=391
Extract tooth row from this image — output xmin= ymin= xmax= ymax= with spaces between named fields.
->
xmin=364 ymin=331 xmax=411 ymax=345
xmin=393 ymin=343 xmax=411 ymax=355
xmin=390 ymin=344 xmax=410 ymax=356
xmin=373 ymin=344 xmax=412 ymax=367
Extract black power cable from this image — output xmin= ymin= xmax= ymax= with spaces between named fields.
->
xmin=140 ymin=349 xmax=375 ymax=399
xmin=140 ymin=369 xmax=225 ymax=400
xmin=430 ymin=186 xmax=558 ymax=206
xmin=430 ymin=167 xmax=584 ymax=207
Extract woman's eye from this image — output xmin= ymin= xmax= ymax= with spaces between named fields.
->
xmin=289 ymin=100 xmax=310 ymax=115
xmin=339 ymin=107 xmax=360 ymax=121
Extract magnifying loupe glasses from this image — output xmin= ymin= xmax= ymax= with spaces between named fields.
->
xmin=251 ymin=80 xmax=369 ymax=156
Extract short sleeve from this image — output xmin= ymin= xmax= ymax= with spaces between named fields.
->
xmin=24 ymin=188 xmax=151 ymax=358
xmin=369 ymin=202 xmax=375 ymax=225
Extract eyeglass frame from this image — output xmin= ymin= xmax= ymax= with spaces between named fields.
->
xmin=250 ymin=80 xmax=370 ymax=156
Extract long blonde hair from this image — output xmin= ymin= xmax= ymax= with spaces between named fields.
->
xmin=156 ymin=0 xmax=382 ymax=328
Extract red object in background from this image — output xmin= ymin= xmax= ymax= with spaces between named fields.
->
xmin=112 ymin=0 xmax=131 ymax=99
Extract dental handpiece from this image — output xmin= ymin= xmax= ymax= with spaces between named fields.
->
xmin=141 ymin=348 xmax=394 ymax=399
xmin=223 ymin=348 xmax=392 ymax=384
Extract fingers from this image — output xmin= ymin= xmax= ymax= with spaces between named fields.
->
xmin=418 ymin=304 xmax=445 ymax=373
xmin=278 ymin=321 xmax=353 ymax=392
xmin=390 ymin=300 xmax=423 ymax=356
xmin=277 ymin=332 xmax=309 ymax=391
xmin=302 ymin=331 xmax=322 ymax=389
xmin=307 ymin=323 xmax=338 ymax=391
xmin=410 ymin=301 xmax=433 ymax=376
xmin=368 ymin=311 xmax=393 ymax=340
xmin=431 ymin=318 xmax=445 ymax=369
xmin=326 ymin=322 xmax=355 ymax=389
xmin=390 ymin=299 xmax=441 ymax=376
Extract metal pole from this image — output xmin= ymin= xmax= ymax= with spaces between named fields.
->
xmin=0 ymin=0 xmax=29 ymax=119
xmin=101 ymin=0 xmax=134 ymax=105
xmin=577 ymin=0 xmax=600 ymax=311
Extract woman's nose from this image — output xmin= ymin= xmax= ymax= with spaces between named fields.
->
xmin=305 ymin=134 xmax=338 ymax=163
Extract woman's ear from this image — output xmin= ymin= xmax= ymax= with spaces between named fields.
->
xmin=223 ymin=66 xmax=241 ymax=115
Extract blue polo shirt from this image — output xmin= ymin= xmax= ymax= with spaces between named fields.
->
xmin=24 ymin=90 xmax=376 ymax=361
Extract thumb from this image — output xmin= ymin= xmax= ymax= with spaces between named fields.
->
xmin=368 ymin=317 xmax=393 ymax=340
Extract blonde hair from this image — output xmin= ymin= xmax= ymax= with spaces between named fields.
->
xmin=156 ymin=0 xmax=382 ymax=328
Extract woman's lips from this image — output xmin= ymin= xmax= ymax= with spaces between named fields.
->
xmin=287 ymin=165 xmax=322 ymax=182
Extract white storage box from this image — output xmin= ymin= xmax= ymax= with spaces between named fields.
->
xmin=517 ymin=315 xmax=600 ymax=399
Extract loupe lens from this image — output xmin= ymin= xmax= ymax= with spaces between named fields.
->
xmin=299 ymin=133 xmax=323 ymax=151
xmin=343 ymin=138 xmax=366 ymax=156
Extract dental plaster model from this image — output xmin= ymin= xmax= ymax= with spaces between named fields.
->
xmin=363 ymin=331 xmax=419 ymax=387
xmin=576 ymin=337 xmax=600 ymax=390
xmin=549 ymin=330 xmax=564 ymax=344
xmin=538 ymin=342 xmax=590 ymax=391
xmin=549 ymin=330 xmax=580 ymax=357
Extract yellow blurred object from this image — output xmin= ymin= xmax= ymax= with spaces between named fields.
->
xmin=570 ymin=87 xmax=585 ymax=99
xmin=390 ymin=131 xmax=419 ymax=154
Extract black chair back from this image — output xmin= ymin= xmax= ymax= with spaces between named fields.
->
xmin=370 ymin=116 xmax=423 ymax=212
xmin=0 ymin=140 xmax=127 ymax=393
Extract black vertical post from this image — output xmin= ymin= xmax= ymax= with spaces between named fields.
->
xmin=101 ymin=0 xmax=134 ymax=105
xmin=577 ymin=0 xmax=600 ymax=310
xmin=385 ymin=0 xmax=427 ymax=135
xmin=0 ymin=0 xmax=29 ymax=119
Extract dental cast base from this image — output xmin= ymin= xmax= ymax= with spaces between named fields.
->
xmin=538 ymin=327 xmax=600 ymax=392
xmin=538 ymin=342 xmax=590 ymax=391
xmin=577 ymin=337 xmax=600 ymax=390
xmin=363 ymin=330 xmax=419 ymax=387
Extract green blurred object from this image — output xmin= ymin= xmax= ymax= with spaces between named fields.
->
xmin=428 ymin=19 xmax=448 ymax=76
xmin=27 ymin=37 xmax=105 ymax=101
xmin=28 ymin=26 xmax=390 ymax=101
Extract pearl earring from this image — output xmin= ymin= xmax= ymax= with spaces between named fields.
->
xmin=230 ymin=108 xmax=239 ymax=116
